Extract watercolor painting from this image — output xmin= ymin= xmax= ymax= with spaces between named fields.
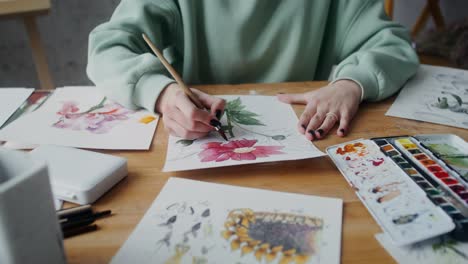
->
xmin=221 ymin=209 xmax=323 ymax=264
xmin=110 ymin=178 xmax=342 ymax=264
xmin=0 ymin=87 xmax=158 ymax=150
xmin=386 ymin=64 xmax=468 ymax=129
xmin=327 ymin=139 xmax=454 ymax=246
xmin=164 ymin=96 xmax=324 ymax=172
xmin=376 ymin=233 xmax=468 ymax=264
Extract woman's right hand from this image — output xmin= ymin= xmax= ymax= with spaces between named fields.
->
xmin=155 ymin=83 xmax=226 ymax=139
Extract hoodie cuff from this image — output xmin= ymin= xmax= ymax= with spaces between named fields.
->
xmin=134 ymin=73 xmax=175 ymax=114
xmin=333 ymin=64 xmax=379 ymax=101
xmin=330 ymin=78 xmax=365 ymax=102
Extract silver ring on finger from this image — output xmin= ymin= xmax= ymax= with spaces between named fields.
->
xmin=325 ymin=112 xmax=339 ymax=122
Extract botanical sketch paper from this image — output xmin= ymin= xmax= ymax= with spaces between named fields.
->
xmin=163 ymin=96 xmax=325 ymax=171
xmin=386 ymin=64 xmax=468 ymax=129
xmin=111 ymin=177 xmax=343 ymax=264
xmin=0 ymin=88 xmax=33 ymax=128
xmin=376 ymin=233 xmax=468 ymax=264
xmin=0 ymin=87 xmax=158 ymax=150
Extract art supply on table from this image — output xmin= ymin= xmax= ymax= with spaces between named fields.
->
xmin=63 ymin=224 xmax=98 ymax=239
xmin=327 ymin=139 xmax=455 ymax=246
xmin=372 ymin=135 xmax=468 ymax=242
xmin=60 ymin=210 xmax=111 ymax=230
xmin=30 ymin=145 xmax=127 ymax=204
xmin=163 ymin=95 xmax=325 ymax=172
xmin=111 ymin=177 xmax=343 ymax=264
xmin=0 ymin=86 xmax=159 ymax=150
xmin=0 ymin=88 xmax=34 ymax=128
xmin=57 ymin=204 xmax=92 ymax=218
xmin=376 ymin=233 xmax=468 ymax=264
xmin=386 ymin=64 xmax=468 ymax=129
xmin=142 ymin=33 xmax=228 ymax=141
xmin=328 ymin=134 xmax=468 ymax=246
xmin=0 ymin=148 xmax=66 ymax=264
xmin=57 ymin=205 xmax=111 ymax=239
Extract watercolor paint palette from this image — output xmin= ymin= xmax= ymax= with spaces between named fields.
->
xmin=327 ymin=139 xmax=455 ymax=246
xmin=374 ymin=136 xmax=468 ymax=241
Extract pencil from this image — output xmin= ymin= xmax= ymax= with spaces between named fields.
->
xmin=142 ymin=33 xmax=228 ymax=141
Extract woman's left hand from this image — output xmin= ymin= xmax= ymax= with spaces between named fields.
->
xmin=277 ymin=80 xmax=362 ymax=140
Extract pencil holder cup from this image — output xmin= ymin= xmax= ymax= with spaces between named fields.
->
xmin=0 ymin=148 xmax=66 ymax=264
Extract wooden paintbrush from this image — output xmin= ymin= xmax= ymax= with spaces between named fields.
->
xmin=142 ymin=33 xmax=228 ymax=141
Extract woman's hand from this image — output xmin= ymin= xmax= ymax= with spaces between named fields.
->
xmin=277 ymin=80 xmax=362 ymax=140
xmin=156 ymin=83 xmax=226 ymax=139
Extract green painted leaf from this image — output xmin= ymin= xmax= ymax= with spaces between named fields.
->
xmin=272 ymin=135 xmax=286 ymax=140
xmin=176 ymin=139 xmax=195 ymax=146
xmin=226 ymin=97 xmax=245 ymax=112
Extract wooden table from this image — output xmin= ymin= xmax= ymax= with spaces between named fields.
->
xmin=64 ymin=81 xmax=468 ymax=263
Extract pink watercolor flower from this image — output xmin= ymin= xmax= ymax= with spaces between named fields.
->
xmin=53 ymin=102 xmax=132 ymax=134
xmin=198 ymin=139 xmax=284 ymax=162
xmin=57 ymin=101 xmax=79 ymax=115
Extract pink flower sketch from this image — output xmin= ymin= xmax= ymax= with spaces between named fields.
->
xmin=52 ymin=99 xmax=133 ymax=134
xmin=198 ymin=139 xmax=284 ymax=162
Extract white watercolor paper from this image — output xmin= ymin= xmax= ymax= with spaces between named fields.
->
xmin=376 ymin=233 xmax=468 ymax=264
xmin=111 ymin=177 xmax=343 ymax=264
xmin=163 ymin=95 xmax=325 ymax=172
xmin=0 ymin=88 xmax=34 ymax=128
xmin=0 ymin=86 xmax=158 ymax=150
xmin=386 ymin=64 xmax=468 ymax=129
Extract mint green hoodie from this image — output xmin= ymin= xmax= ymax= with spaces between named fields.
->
xmin=87 ymin=0 xmax=419 ymax=112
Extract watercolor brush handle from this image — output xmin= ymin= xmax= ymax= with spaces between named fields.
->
xmin=142 ymin=33 xmax=228 ymax=141
xmin=63 ymin=224 xmax=98 ymax=239
xmin=142 ymin=33 xmax=204 ymax=109
xmin=61 ymin=210 xmax=112 ymax=230
xmin=57 ymin=204 xmax=92 ymax=219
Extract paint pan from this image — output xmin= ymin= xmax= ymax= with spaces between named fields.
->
xmin=415 ymin=134 xmax=468 ymax=184
xmin=393 ymin=137 xmax=468 ymax=207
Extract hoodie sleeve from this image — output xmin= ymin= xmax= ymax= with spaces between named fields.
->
xmin=87 ymin=0 xmax=181 ymax=112
xmin=331 ymin=0 xmax=419 ymax=101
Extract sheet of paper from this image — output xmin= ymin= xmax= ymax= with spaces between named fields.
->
xmin=111 ymin=178 xmax=343 ymax=264
xmin=0 ymin=88 xmax=34 ymax=128
xmin=376 ymin=233 xmax=468 ymax=264
xmin=386 ymin=64 xmax=468 ymax=129
xmin=163 ymin=95 xmax=325 ymax=171
xmin=0 ymin=87 xmax=159 ymax=150
xmin=54 ymin=199 xmax=63 ymax=210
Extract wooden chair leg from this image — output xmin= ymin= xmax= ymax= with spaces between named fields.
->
xmin=385 ymin=0 xmax=394 ymax=19
xmin=428 ymin=0 xmax=445 ymax=30
xmin=23 ymin=15 xmax=54 ymax=90
xmin=412 ymin=3 xmax=431 ymax=38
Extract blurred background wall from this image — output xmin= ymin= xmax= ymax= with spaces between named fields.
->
xmin=0 ymin=0 xmax=467 ymax=88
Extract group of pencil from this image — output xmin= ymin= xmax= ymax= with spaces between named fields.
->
xmin=58 ymin=205 xmax=111 ymax=238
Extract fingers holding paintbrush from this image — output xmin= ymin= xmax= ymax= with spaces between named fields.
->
xmin=142 ymin=33 xmax=228 ymax=140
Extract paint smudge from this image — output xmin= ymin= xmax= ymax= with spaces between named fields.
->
xmin=392 ymin=214 xmax=419 ymax=225
xmin=336 ymin=142 xmax=367 ymax=157
xmin=377 ymin=190 xmax=401 ymax=203
xmin=139 ymin=115 xmax=156 ymax=124
xmin=372 ymin=158 xmax=384 ymax=166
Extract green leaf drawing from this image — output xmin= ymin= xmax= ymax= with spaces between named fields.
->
xmin=223 ymin=97 xmax=267 ymax=137
xmin=435 ymin=97 xmax=449 ymax=109
xmin=432 ymin=237 xmax=468 ymax=260
xmin=176 ymin=139 xmax=196 ymax=146
xmin=272 ymin=135 xmax=286 ymax=141
xmin=442 ymin=91 xmax=463 ymax=106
